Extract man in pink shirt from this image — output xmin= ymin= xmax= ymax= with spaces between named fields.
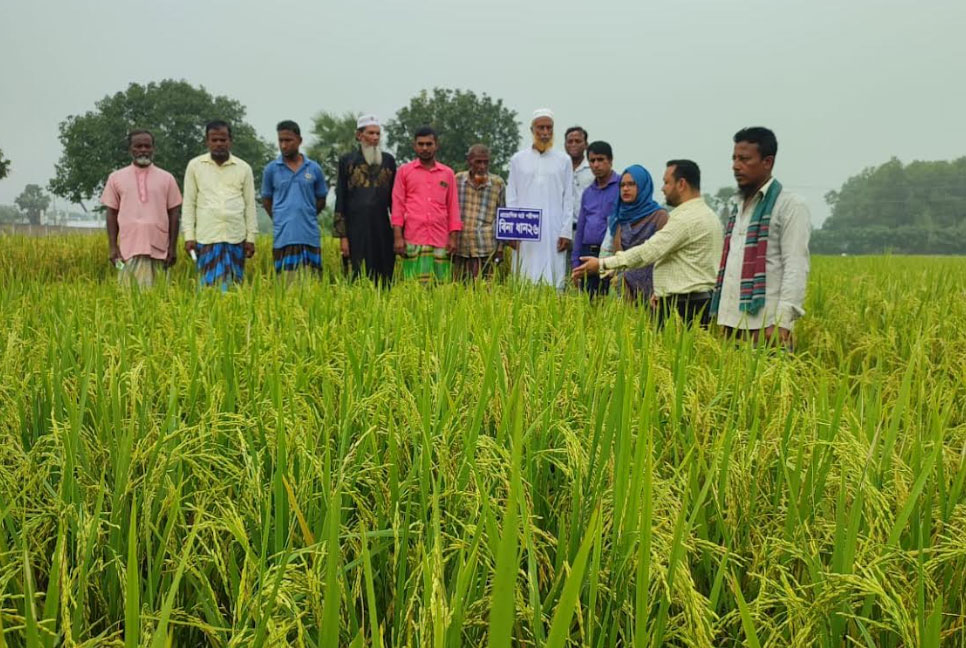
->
xmin=391 ymin=126 xmax=461 ymax=283
xmin=101 ymin=130 xmax=182 ymax=287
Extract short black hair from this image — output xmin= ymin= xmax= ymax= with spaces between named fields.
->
xmin=666 ymin=159 xmax=701 ymax=190
xmin=205 ymin=120 xmax=233 ymax=138
xmin=276 ymin=120 xmax=301 ymax=136
xmin=733 ymin=126 xmax=777 ymax=159
xmin=586 ymin=141 xmax=613 ymax=160
xmin=414 ymin=126 xmax=437 ymax=141
xmin=565 ymin=126 xmax=588 ymax=142
xmin=127 ymin=129 xmax=154 ymax=145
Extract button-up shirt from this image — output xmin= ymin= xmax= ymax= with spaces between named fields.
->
xmin=715 ymin=178 xmax=811 ymax=330
xmin=572 ymin=158 xmax=594 ymax=225
xmin=572 ymin=171 xmax=619 ymax=267
xmin=182 ymin=153 xmax=258 ymax=245
xmin=100 ymin=164 xmax=182 ymax=261
xmin=391 ymin=159 xmax=461 ymax=248
xmin=599 ymin=196 xmax=723 ymax=297
xmin=455 ymin=171 xmax=505 ymax=258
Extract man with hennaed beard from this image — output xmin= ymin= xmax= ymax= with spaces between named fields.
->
xmin=506 ymin=108 xmax=574 ymax=290
xmin=333 ymin=114 xmax=397 ymax=285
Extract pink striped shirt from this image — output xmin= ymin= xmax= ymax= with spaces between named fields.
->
xmin=391 ymin=159 xmax=461 ymax=248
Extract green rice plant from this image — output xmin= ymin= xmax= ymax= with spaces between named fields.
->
xmin=0 ymin=235 xmax=964 ymax=646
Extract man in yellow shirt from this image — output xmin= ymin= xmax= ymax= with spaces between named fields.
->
xmin=572 ymin=159 xmax=723 ymax=327
xmin=182 ymin=120 xmax=258 ymax=289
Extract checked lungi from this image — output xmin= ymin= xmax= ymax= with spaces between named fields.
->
xmin=402 ymin=244 xmax=451 ymax=284
xmin=196 ymin=242 xmax=245 ymax=290
xmin=273 ymin=244 xmax=322 ymax=274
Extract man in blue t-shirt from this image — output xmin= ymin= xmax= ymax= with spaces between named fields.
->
xmin=261 ymin=120 xmax=329 ymax=276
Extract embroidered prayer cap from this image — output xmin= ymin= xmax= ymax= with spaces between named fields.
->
xmin=531 ymin=108 xmax=554 ymax=123
xmin=357 ymin=114 xmax=380 ymax=129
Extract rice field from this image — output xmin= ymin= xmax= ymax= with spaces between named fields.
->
xmin=0 ymin=234 xmax=964 ymax=647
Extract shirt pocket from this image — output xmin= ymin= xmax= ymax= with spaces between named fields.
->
xmin=429 ymin=181 xmax=449 ymax=206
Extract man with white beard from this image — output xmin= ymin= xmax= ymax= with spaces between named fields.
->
xmin=506 ymin=109 xmax=574 ymax=290
xmin=101 ymin=129 xmax=182 ymax=287
xmin=333 ymin=114 xmax=397 ymax=285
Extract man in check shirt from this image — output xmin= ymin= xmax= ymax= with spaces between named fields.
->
xmin=572 ymin=159 xmax=723 ymax=327
xmin=453 ymin=144 xmax=505 ymax=281
xmin=391 ymin=127 xmax=462 ymax=284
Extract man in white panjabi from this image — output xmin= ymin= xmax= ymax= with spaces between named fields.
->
xmin=506 ymin=108 xmax=575 ymax=290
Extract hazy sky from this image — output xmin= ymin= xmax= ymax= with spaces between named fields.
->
xmin=1 ymin=0 xmax=964 ymax=225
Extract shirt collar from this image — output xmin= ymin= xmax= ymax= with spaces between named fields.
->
xmin=272 ymin=153 xmax=307 ymax=168
xmin=463 ymin=173 xmax=493 ymax=189
xmin=410 ymin=158 xmax=440 ymax=171
xmin=203 ymin=153 xmax=236 ymax=166
xmin=574 ymin=158 xmax=590 ymax=173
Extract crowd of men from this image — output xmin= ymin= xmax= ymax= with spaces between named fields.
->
xmin=102 ymin=109 xmax=810 ymax=347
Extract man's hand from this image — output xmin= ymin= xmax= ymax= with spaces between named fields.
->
xmin=649 ymin=293 xmax=659 ymax=310
xmin=184 ymin=240 xmax=197 ymax=255
xmin=446 ymin=232 xmax=458 ymax=255
xmin=243 ymin=242 xmax=255 ymax=259
xmin=557 ymin=237 xmax=571 ymax=253
xmin=340 ymin=237 xmax=350 ymax=258
xmin=164 ymin=248 xmax=177 ymax=268
xmin=763 ymin=325 xmax=792 ymax=349
xmin=571 ymin=256 xmax=600 ymax=282
xmin=109 ymin=245 xmax=121 ymax=265
xmin=393 ymin=236 xmax=406 ymax=256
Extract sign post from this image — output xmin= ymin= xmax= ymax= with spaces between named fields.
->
xmin=496 ymin=208 xmax=543 ymax=242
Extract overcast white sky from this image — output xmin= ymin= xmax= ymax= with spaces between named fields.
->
xmin=1 ymin=0 xmax=964 ymax=225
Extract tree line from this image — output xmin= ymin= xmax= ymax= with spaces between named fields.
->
xmin=2 ymin=80 xmax=963 ymax=253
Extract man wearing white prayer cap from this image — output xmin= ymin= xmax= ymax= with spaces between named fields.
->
xmin=505 ymin=108 xmax=575 ymax=290
xmin=333 ymin=113 xmax=398 ymax=285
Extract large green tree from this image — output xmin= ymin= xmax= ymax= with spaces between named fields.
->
xmin=306 ymin=111 xmax=361 ymax=189
xmin=0 ymin=148 xmax=10 ymax=181
xmin=49 ymin=80 xmax=273 ymax=204
xmin=15 ymin=184 xmax=51 ymax=225
xmin=813 ymin=156 xmax=966 ymax=254
xmin=385 ymin=88 xmax=520 ymax=177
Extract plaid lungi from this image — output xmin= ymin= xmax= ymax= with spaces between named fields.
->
xmin=196 ymin=242 xmax=245 ymax=290
xmin=273 ymin=244 xmax=322 ymax=274
xmin=118 ymin=255 xmax=166 ymax=288
xmin=402 ymin=245 xmax=451 ymax=284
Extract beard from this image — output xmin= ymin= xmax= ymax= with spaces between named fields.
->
xmin=532 ymin=135 xmax=554 ymax=153
xmin=361 ymin=143 xmax=382 ymax=166
xmin=133 ymin=156 xmax=153 ymax=167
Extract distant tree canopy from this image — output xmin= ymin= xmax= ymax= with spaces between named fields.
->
xmin=814 ymin=157 xmax=966 ymax=254
xmin=15 ymin=184 xmax=51 ymax=226
xmin=306 ymin=111 xmax=361 ymax=190
xmin=0 ymin=147 xmax=10 ymax=181
xmin=49 ymin=80 xmax=273 ymax=204
xmin=385 ymin=88 xmax=520 ymax=177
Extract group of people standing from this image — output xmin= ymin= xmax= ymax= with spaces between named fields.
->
xmin=101 ymin=108 xmax=810 ymax=345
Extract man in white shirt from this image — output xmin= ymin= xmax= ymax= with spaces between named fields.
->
xmin=565 ymin=126 xmax=594 ymax=233
xmin=506 ymin=109 xmax=575 ymax=290
xmin=710 ymin=127 xmax=811 ymax=348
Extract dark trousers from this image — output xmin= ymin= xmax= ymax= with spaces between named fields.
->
xmin=656 ymin=292 xmax=712 ymax=328
xmin=578 ymin=244 xmax=610 ymax=298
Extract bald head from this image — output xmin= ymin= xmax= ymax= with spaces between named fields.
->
xmin=467 ymin=144 xmax=491 ymax=184
xmin=467 ymin=144 xmax=490 ymax=159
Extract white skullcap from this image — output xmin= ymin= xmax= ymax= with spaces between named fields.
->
xmin=531 ymin=108 xmax=554 ymax=122
xmin=357 ymin=114 xmax=380 ymax=129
